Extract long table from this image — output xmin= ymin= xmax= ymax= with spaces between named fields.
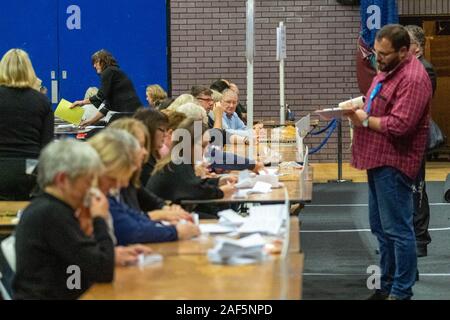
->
xmin=82 ymin=217 xmax=303 ymax=300
xmin=0 ymin=201 xmax=28 ymax=237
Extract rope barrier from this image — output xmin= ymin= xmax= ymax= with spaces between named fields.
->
xmin=308 ymin=119 xmax=337 ymax=155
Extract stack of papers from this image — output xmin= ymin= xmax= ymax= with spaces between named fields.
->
xmin=233 ymin=181 xmax=272 ymax=198
xmin=207 ymin=233 xmax=267 ymax=265
xmin=237 ymin=204 xmax=285 ymax=235
xmin=199 ymin=224 xmax=236 ymax=234
xmin=218 ymin=209 xmax=247 ymax=226
xmin=235 ymin=170 xmax=280 ymax=189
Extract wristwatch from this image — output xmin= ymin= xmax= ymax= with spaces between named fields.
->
xmin=362 ymin=116 xmax=370 ymax=128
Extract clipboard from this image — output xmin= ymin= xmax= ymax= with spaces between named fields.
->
xmin=314 ymin=107 xmax=353 ymax=121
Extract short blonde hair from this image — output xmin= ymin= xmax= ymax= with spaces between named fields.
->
xmin=0 ymin=48 xmax=38 ymax=88
xmin=161 ymin=110 xmax=187 ymax=130
xmin=168 ymin=93 xmax=196 ymax=110
xmin=211 ymin=89 xmax=222 ymax=103
xmin=88 ymin=129 xmax=139 ymax=181
xmin=146 ymin=84 xmax=167 ymax=107
xmin=171 ymin=102 xmax=208 ymax=125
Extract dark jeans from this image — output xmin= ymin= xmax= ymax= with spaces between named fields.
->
xmin=413 ymin=159 xmax=431 ymax=248
xmin=368 ymin=166 xmax=417 ymax=300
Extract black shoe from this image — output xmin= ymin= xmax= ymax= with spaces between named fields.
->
xmin=367 ymin=291 xmax=389 ymax=300
xmin=416 ymin=245 xmax=427 ymax=257
xmin=416 ymin=269 xmax=420 ymax=282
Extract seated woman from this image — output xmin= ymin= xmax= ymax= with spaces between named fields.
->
xmin=146 ymin=118 xmax=236 ymax=205
xmin=133 ymin=108 xmax=169 ymax=186
xmin=146 ymin=84 xmax=167 ymax=109
xmin=108 ymin=118 xmax=192 ymax=224
xmin=13 ymin=140 xmax=114 ymax=300
xmin=0 ymin=48 xmax=54 ymax=200
xmin=89 ymin=129 xmax=199 ymax=245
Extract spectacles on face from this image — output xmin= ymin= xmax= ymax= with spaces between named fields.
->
xmin=197 ymin=97 xmax=213 ymax=103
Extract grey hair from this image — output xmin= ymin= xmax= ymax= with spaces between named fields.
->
xmin=37 ymin=139 xmax=104 ymax=188
xmin=172 ymin=102 xmax=208 ymax=125
xmin=405 ymin=25 xmax=425 ymax=50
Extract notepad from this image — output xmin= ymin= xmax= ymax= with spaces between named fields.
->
xmin=314 ymin=107 xmax=351 ymax=121
xmin=55 ymin=99 xmax=84 ymax=125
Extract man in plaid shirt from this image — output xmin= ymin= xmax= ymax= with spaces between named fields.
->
xmin=349 ymin=24 xmax=432 ymax=300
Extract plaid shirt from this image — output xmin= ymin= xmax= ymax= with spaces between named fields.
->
xmin=352 ymin=54 xmax=432 ymax=180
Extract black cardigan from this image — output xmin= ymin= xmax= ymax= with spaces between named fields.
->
xmin=120 ymin=184 xmax=165 ymax=212
xmin=13 ymin=193 xmax=115 ymax=300
xmin=0 ymin=86 xmax=54 ymax=158
xmin=89 ymin=66 xmax=141 ymax=116
xmin=145 ymin=162 xmax=224 ymax=203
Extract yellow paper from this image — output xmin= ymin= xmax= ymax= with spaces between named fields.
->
xmin=55 ymin=99 xmax=84 ymax=125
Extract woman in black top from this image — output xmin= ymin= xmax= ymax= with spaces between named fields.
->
xmin=0 ymin=48 xmax=54 ymax=200
xmin=71 ymin=49 xmax=141 ymax=126
xmin=133 ymin=108 xmax=170 ymax=186
xmin=13 ymin=140 xmax=114 ymax=300
xmin=146 ymin=118 xmax=236 ymax=204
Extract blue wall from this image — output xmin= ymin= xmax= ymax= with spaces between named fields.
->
xmin=0 ymin=0 xmax=168 ymax=107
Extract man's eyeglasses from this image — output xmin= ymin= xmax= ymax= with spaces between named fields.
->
xmin=197 ymin=97 xmax=213 ymax=103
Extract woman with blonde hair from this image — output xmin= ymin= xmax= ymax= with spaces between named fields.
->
xmin=89 ymin=128 xmax=199 ymax=245
xmin=0 ymin=48 xmax=54 ymax=200
xmin=146 ymin=84 xmax=167 ymax=108
xmin=108 ymin=118 xmax=193 ymax=224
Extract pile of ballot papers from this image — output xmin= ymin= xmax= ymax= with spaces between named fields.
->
xmin=207 ymin=233 xmax=268 ymax=265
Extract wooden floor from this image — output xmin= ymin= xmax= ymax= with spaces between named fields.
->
xmin=311 ymin=162 xmax=450 ymax=183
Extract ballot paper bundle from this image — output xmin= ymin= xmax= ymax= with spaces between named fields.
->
xmin=207 ymin=233 xmax=267 ymax=265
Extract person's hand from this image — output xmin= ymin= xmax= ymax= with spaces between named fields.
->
xmin=89 ymin=188 xmax=109 ymax=220
xmin=127 ymin=244 xmax=153 ymax=255
xmin=70 ymin=100 xmax=87 ymax=109
xmin=220 ymin=183 xmax=236 ymax=198
xmin=176 ymin=222 xmax=200 ymax=240
xmin=348 ymin=109 xmax=368 ymax=128
xmin=194 ymin=162 xmax=210 ymax=178
xmin=149 ymin=205 xmax=192 ymax=224
xmin=219 ymin=175 xmax=238 ymax=185
xmin=252 ymin=161 xmax=267 ymax=174
xmin=213 ymin=102 xmax=224 ymax=117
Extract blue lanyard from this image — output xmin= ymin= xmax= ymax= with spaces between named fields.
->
xmin=366 ymin=82 xmax=382 ymax=115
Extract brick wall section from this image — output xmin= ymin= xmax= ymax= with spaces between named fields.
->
xmin=171 ymin=1 xmax=362 ymax=162
xmin=170 ymin=1 xmax=450 ymax=162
